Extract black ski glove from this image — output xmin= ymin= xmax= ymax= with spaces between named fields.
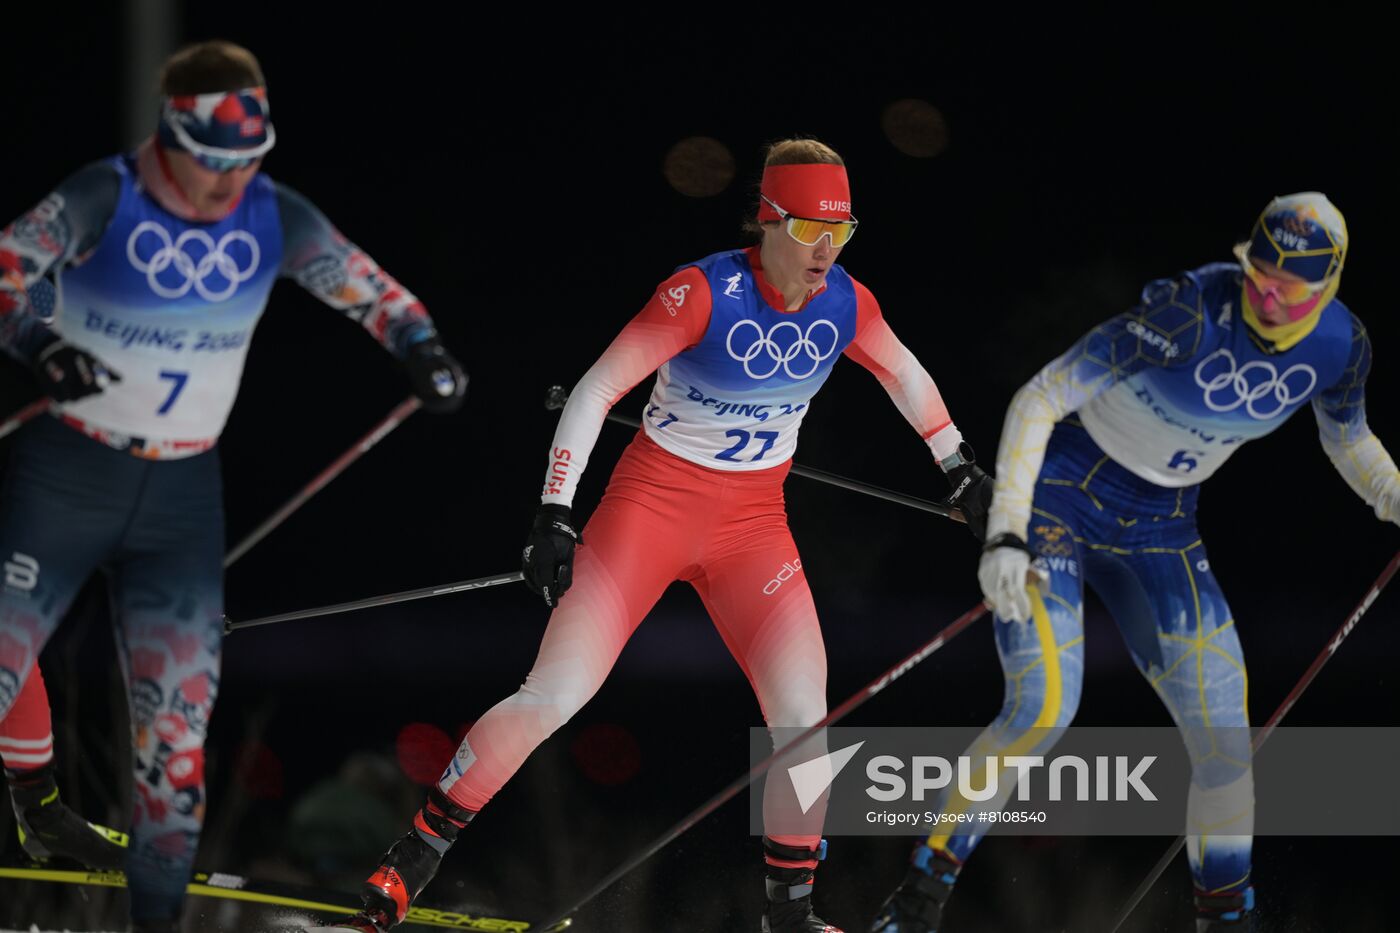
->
xmin=33 ymin=339 xmax=121 ymax=403
xmin=404 ymin=337 xmax=467 ymax=413
xmin=942 ymin=442 xmax=994 ymax=544
xmin=522 ymin=504 xmax=581 ymax=607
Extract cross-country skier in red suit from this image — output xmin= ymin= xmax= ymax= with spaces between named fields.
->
xmin=331 ymin=137 xmax=993 ymax=933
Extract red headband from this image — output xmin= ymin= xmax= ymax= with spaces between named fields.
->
xmin=757 ymin=163 xmax=853 ymax=222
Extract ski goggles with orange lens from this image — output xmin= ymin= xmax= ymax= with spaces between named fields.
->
xmin=1233 ymin=242 xmax=1330 ymax=305
xmin=761 ymin=195 xmax=859 ymax=248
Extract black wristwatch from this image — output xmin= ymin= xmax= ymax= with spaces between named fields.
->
xmin=982 ymin=532 xmax=1034 ymax=555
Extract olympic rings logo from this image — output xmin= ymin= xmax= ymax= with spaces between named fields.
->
xmin=725 ymin=319 xmax=839 ymax=380
xmin=126 ymin=221 xmax=260 ymax=301
xmin=1193 ymin=348 xmax=1316 ymax=420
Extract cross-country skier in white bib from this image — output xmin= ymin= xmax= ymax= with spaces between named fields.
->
xmin=0 ymin=40 xmax=465 ymax=933
xmin=870 ymin=193 xmax=1399 ymax=932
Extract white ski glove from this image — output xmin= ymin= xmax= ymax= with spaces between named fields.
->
xmin=978 ymin=534 xmax=1043 ymax=623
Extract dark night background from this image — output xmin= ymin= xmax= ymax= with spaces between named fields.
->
xmin=1 ymin=9 xmax=1396 ymax=932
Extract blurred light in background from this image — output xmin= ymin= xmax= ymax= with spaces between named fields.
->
xmin=664 ymin=136 xmax=736 ymax=197
xmin=882 ymin=98 xmax=949 ymax=158
xmin=395 ymin=721 xmax=456 ymax=786
xmin=233 ymin=739 xmax=285 ymax=801
xmin=571 ymin=722 xmax=641 ymax=786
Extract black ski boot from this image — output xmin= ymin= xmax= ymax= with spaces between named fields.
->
xmin=869 ymin=844 xmax=958 ymax=933
xmin=761 ymin=838 xmax=843 ymax=933
xmin=6 ymin=764 xmax=127 ymax=870
xmin=1195 ymin=887 xmax=1254 ymax=932
xmin=328 ymin=788 xmax=474 ymax=932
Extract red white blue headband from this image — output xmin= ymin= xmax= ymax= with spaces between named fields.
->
xmin=158 ymin=87 xmax=276 ymax=165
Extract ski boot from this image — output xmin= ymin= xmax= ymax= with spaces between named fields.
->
xmin=6 ymin=764 xmax=127 ymax=870
xmin=761 ymin=838 xmax=844 ymax=933
xmin=869 ymin=844 xmax=958 ymax=933
xmin=1195 ymin=886 xmax=1254 ymax=932
xmin=326 ymin=788 xmax=474 ymax=932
